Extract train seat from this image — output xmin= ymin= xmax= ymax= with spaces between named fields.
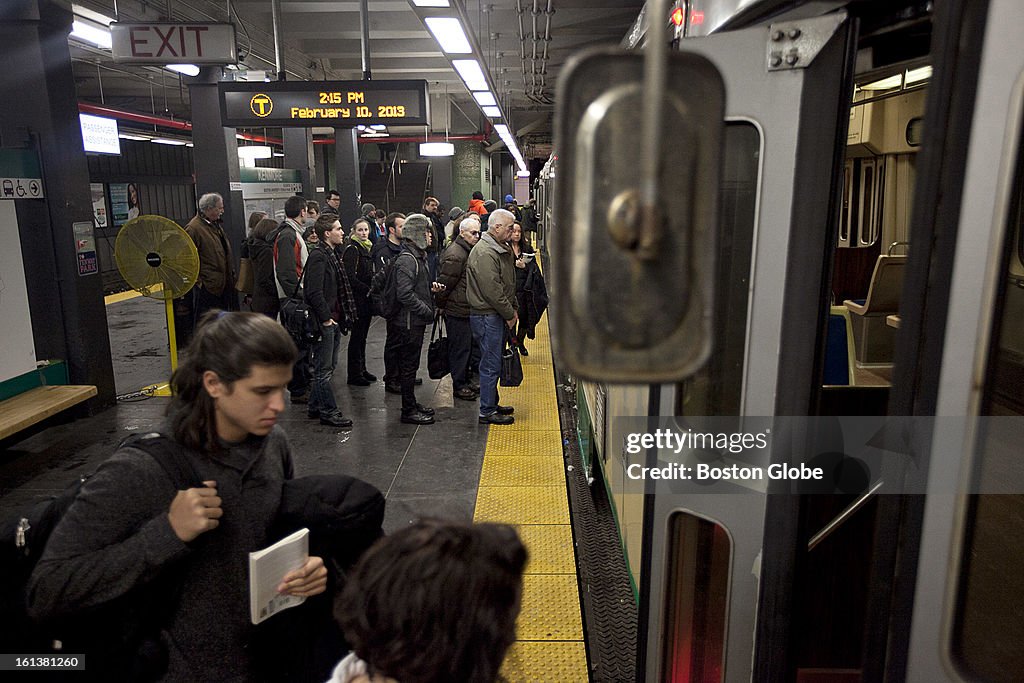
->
xmin=824 ymin=306 xmax=857 ymax=386
xmin=843 ymin=255 xmax=907 ymax=364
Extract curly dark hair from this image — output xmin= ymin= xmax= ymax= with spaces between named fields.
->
xmin=337 ymin=519 xmax=527 ymax=682
xmin=168 ymin=311 xmax=297 ymax=452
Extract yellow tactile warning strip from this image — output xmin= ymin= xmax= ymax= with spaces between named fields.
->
xmin=104 ymin=283 xmax=163 ymax=305
xmin=474 ymin=313 xmax=589 ymax=681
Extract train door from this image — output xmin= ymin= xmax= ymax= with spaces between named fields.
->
xmin=635 ymin=13 xmax=858 ymax=680
xmin=900 ymin=0 xmax=1024 ymax=679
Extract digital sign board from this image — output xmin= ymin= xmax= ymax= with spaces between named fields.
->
xmin=219 ymin=80 xmax=429 ymax=128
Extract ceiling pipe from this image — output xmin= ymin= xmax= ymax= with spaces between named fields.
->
xmin=270 ymin=0 xmax=286 ymax=80
xmin=359 ymin=0 xmax=372 ymax=80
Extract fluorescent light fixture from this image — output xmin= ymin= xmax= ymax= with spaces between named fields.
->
xmin=452 ymin=59 xmax=488 ymax=91
xmin=425 ymin=17 xmax=472 ymax=54
xmin=860 ymin=74 xmax=903 ymax=91
xmin=273 ymin=152 xmax=285 ymax=157
xmin=236 ymin=134 xmax=246 ymax=140
xmin=412 ymin=0 xmax=450 ymax=6
xmin=482 ymin=106 xmax=501 ymax=117
xmin=473 ymin=91 xmax=497 ymax=107
xmin=152 ymin=138 xmax=188 ymax=146
xmin=420 ymin=142 xmax=455 ymax=157
xmin=79 ymin=113 xmax=120 ymax=155
xmin=237 ymin=145 xmax=272 ymax=159
xmin=118 ymin=133 xmax=150 ymax=141
xmin=71 ymin=20 xmax=112 ymax=49
xmin=494 ymin=124 xmax=510 ymax=138
xmin=360 ymin=132 xmax=390 ymax=138
xmin=370 ymin=124 xmax=388 ymax=130
xmin=356 ymin=125 xmax=367 ymax=131
xmin=186 ymin=142 xmax=194 ymax=147
xmin=517 ymin=170 xmax=531 ymax=177
xmin=166 ymin=64 xmax=200 ymax=77
xmin=905 ymin=65 xmax=932 ymax=85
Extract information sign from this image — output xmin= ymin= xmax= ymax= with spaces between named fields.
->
xmin=219 ymin=80 xmax=429 ymax=127
xmin=111 ymin=22 xmax=237 ymax=64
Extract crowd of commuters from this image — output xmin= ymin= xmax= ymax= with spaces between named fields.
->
xmin=183 ymin=190 xmax=544 ymax=431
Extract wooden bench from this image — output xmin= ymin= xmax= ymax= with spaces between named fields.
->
xmin=0 ymin=385 xmax=98 ymax=441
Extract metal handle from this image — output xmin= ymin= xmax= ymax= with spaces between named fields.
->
xmin=888 ymin=241 xmax=909 ymax=256
xmin=639 ymin=0 xmax=671 ymax=258
xmin=807 ymin=479 xmax=884 ymax=551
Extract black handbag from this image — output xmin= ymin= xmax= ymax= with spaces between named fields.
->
xmin=280 ymin=269 xmax=321 ymax=346
xmin=427 ymin=312 xmax=450 ymax=379
xmin=500 ymin=330 xmax=523 ymax=387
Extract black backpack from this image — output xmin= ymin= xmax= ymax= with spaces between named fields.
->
xmin=368 ymin=252 xmax=415 ymax=320
xmin=0 ymin=433 xmax=203 ymax=681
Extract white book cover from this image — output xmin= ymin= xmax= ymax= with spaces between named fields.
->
xmin=249 ymin=527 xmax=309 ymax=624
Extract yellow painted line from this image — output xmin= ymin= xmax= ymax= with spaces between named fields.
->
xmin=474 ymin=311 xmax=587 ymax=679
xmin=104 ymin=283 xmax=163 ymax=305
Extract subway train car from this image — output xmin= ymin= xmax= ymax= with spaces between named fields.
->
xmin=542 ymin=0 xmax=1024 ymax=680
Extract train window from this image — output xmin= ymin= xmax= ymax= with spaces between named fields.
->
xmin=950 ymin=105 xmax=1024 ymax=680
xmin=677 ymin=122 xmax=760 ymax=416
xmin=661 ymin=512 xmax=730 ymax=682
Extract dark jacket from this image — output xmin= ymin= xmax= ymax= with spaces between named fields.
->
xmin=369 ymin=238 xmax=402 ymax=275
xmin=340 ymin=239 xmax=373 ymax=319
xmin=517 ymin=258 xmax=548 ymax=339
xmin=304 ymin=243 xmax=351 ymax=326
xmin=245 ymin=233 xmax=280 ymax=318
xmin=184 ymin=213 xmax=234 ymax=296
xmin=274 ymin=219 xmax=308 ymax=299
xmin=436 ymin=236 xmax=473 ymax=317
xmin=394 ymin=243 xmax=434 ymax=329
xmin=28 ymin=428 xmax=294 ymax=682
xmin=466 ymin=232 xmax=517 ymax=320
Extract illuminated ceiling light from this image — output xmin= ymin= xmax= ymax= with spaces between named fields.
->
xmin=118 ymin=133 xmax=151 ymax=141
xmin=859 ymin=74 xmax=903 ymax=91
xmin=360 ymin=132 xmax=390 ymax=138
xmin=272 ymin=151 xmax=285 ymax=157
xmin=905 ymin=65 xmax=932 ymax=85
xmin=494 ymin=124 xmax=510 ymax=137
xmin=152 ymin=138 xmax=188 ymax=146
xmin=473 ymin=91 xmax=497 ymax=106
xmin=425 ymin=17 xmax=472 ymax=54
xmin=166 ymin=64 xmax=200 ymax=77
xmin=237 ymin=145 xmax=272 ymax=159
xmin=482 ymin=106 xmax=501 ymax=117
xmin=452 ymin=59 xmax=488 ymax=91
xmin=70 ymin=20 xmax=112 ymax=48
xmin=517 ymin=170 xmax=531 ymax=177
xmin=420 ymin=142 xmax=455 ymax=157
xmin=370 ymin=124 xmax=388 ymax=130
xmin=412 ymin=0 xmax=450 ymax=6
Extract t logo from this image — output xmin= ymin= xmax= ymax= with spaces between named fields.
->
xmin=250 ymin=94 xmax=273 ymax=118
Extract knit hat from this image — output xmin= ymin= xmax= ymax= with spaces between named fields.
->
xmin=403 ymin=213 xmax=432 ymax=250
xmin=361 ymin=203 xmax=375 ymax=214
xmin=448 ymin=206 xmax=465 ymax=221
xmin=483 ymin=200 xmax=498 ymax=211
xmin=504 ymin=194 xmax=514 ymax=204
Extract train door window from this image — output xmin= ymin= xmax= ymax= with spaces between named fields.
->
xmin=677 ymin=122 xmax=760 ymax=416
xmin=661 ymin=512 xmax=731 ymax=682
xmin=950 ymin=105 xmax=1024 ymax=681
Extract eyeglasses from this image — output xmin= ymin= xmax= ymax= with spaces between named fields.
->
xmin=469 ymin=230 xmax=481 ymax=237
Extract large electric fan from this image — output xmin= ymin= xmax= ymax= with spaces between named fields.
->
xmin=114 ymin=215 xmax=199 ymax=396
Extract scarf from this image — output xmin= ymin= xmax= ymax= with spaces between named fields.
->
xmin=353 ymin=236 xmax=373 ymax=251
xmin=320 ymin=243 xmax=358 ymax=324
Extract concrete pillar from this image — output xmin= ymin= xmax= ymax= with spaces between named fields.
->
xmin=334 ymin=127 xmax=361 ymax=226
xmin=451 ymin=140 xmax=483 ymax=212
xmin=283 ymin=127 xmax=315 ymax=198
xmin=430 ymin=156 xmax=453 ymax=209
xmin=188 ymin=68 xmax=243 ymax=268
xmin=0 ymin=0 xmax=115 ymax=405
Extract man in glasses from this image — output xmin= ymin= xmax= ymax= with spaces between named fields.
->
xmin=466 ymin=210 xmax=518 ymax=425
xmin=437 ymin=215 xmax=482 ymax=401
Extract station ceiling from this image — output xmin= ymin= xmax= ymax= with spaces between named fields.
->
xmin=67 ymin=0 xmax=646 ymax=158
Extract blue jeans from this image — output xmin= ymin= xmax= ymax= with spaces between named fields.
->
xmin=309 ymin=323 xmax=342 ymax=417
xmin=470 ymin=313 xmax=505 ymax=416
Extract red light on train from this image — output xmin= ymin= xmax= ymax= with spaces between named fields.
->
xmin=691 ymin=10 xmax=705 ymax=25
xmin=671 ymin=7 xmax=684 ymax=26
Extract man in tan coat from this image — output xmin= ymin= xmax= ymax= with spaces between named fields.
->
xmin=184 ymin=192 xmax=238 ymax=327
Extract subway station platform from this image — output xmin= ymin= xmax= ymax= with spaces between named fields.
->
xmin=0 ymin=289 xmax=588 ymax=681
